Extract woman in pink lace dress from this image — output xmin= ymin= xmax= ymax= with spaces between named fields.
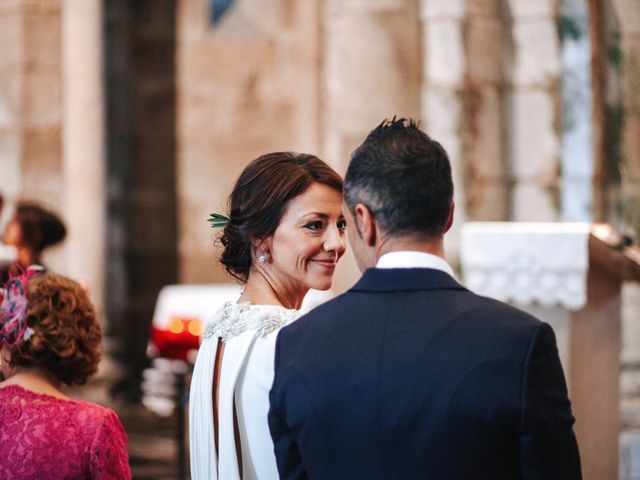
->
xmin=0 ymin=270 xmax=131 ymax=479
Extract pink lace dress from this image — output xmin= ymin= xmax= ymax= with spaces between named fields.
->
xmin=0 ymin=384 xmax=131 ymax=479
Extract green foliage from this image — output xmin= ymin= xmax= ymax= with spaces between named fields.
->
xmin=616 ymin=194 xmax=640 ymax=242
xmin=605 ymin=105 xmax=624 ymax=184
xmin=557 ymin=15 xmax=584 ymax=43
xmin=208 ymin=211 xmax=230 ymax=229
xmin=607 ymin=43 xmax=623 ymax=70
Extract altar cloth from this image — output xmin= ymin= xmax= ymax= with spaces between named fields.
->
xmin=460 ymin=222 xmax=591 ymax=311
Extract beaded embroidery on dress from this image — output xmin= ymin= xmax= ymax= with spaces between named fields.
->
xmin=203 ymin=301 xmax=300 ymax=342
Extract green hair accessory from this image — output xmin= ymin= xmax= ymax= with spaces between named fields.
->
xmin=208 ymin=211 xmax=230 ymax=229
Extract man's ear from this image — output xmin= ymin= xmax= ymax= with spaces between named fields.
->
xmin=444 ymin=201 xmax=455 ymax=233
xmin=354 ymin=203 xmax=376 ymax=247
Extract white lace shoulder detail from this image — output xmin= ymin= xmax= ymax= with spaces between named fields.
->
xmin=202 ymin=301 xmax=301 ymax=342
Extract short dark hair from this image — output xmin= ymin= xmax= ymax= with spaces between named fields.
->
xmin=9 ymin=274 xmax=102 ymax=386
xmin=220 ymin=152 xmax=343 ymax=282
xmin=344 ymin=118 xmax=453 ymax=238
xmin=13 ymin=202 xmax=66 ymax=253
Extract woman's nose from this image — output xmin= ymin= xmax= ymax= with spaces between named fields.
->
xmin=324 ymin=226 xmax=346 ymax=255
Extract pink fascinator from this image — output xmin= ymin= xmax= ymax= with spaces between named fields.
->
xmin=0 ymin=265 xmax=43 ymax=348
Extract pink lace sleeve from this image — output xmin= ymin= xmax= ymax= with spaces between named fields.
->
xmin=89 ymin=408 xmax=132 ymax=479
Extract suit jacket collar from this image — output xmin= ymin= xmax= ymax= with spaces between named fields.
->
xmin=350 ymin=267 xmax=467 ymax=293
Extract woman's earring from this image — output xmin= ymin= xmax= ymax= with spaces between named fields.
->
xmin=258 ymin=252 xmax=269 ymax=264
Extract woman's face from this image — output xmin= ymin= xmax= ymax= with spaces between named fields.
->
xmin=0 ymin=347 xmax=14 ymax=381
xmin=264 ymin=182 xmax=346 ymax=292
xmin=2 ymin=220 xmax=22 ymax=247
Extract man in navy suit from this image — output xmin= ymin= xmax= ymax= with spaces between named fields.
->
xmin=268 ymin=118 xmax=581 ymax=479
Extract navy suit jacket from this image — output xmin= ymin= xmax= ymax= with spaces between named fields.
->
xmin=268 ymin=268 xmax=581 ymax=479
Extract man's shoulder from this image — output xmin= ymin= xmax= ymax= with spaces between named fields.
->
xmin=314 ymin=283 xmax=541 ymax=317
xmin=465 ymin=290 xmax=541 ymax=321
xmin=284 ymin=291 xmax=354 ymax=333
xmin=280 ymin=284 xmax=544 ymax=345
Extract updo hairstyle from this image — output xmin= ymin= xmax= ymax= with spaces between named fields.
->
xmin=8 ymin=274 xmax=101 ymax=386
xmin=13 ymin=202 xmax=66 ymax=253
xmin=219 ymin=152 xmax=343 ymax=282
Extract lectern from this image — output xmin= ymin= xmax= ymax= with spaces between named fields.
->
xmin=461 ymin=222 xmax=640 ymax=480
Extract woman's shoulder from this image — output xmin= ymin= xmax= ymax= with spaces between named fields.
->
xmin=0 ymin=384 xmax=120 ymax=422
xmin=203 ymin=301 xmax=301 ymax=342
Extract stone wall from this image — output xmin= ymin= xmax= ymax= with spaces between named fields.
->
xmin=422 ymin=0 xmax=562 ymax=258
xmin=613 ymin=0 xmax=640 ymax=236
xmin=323 ymin=0 xmax=421 ymax=290
xmin=0 ymin=0 xmax=64 ymax=258
xmin=177 ymin=0 xmax=323 ymax=284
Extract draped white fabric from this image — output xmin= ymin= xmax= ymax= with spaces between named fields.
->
xmin=460 ymin=222 xmax=591 ymax=311
xmin=189 ymin=303 xmax=300 ymax=480
xmin=189 ymin=330 xmax=219 ymax=479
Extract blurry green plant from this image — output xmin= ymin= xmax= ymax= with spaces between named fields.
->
xmin=208 ymin=211 xmax=230 ymax=229
xmin=605 ymin=106 xmax=624 ymax=184
xmin=608 ymin=43 xmax=623 ymax=70
xmin=557 ymin=15 xmax=584 ymax=43
xmin=619 ymin=168 xmax=640 ymax=241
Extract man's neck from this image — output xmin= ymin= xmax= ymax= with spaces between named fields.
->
xmin=375 ymin=234 xmax=445 ymax=263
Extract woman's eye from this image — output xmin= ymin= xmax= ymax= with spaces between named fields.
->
xmin=304 ymin=221 xmax=324 ymax=231
xmin=337 ymin=219 xmax=347 ymax=231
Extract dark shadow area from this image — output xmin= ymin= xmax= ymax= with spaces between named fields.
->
xmin=104 ymin=0 xmax=179 ymax=403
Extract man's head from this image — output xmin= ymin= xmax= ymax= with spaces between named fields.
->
xmin=344 ymin=118 xmax=454 ymax=271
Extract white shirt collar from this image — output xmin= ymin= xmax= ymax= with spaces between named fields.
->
xmin=376 ymin=251 xmax=455 ymax=277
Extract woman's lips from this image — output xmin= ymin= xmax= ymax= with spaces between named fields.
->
xmin=311 ymin=259 xmax=337 ymax=269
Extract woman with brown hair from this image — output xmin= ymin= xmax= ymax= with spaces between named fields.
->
xmin=0 ymin=201 xmax=67 ymax=284
xmin=189 ymin=152 xmax=347 ymax=479
xmin=0 ymin=270 xmax=131 ymax=479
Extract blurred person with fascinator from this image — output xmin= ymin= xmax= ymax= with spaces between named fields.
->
xmin=189 ymin=152 xmax=347 ymax=479
xmin=0 ymin=269 xmax=131 ymax=479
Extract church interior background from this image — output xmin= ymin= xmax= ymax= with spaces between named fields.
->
xmin=1 ymin=0 xmax=640 ymax=477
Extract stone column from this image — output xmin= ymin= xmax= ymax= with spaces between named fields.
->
xmin=421 ymin=0 xmax=467 ymax=258
xmin=463 ymin=0 xmax=510 ymax=220
xmin=323 ymin=0 xmax=421 ymax=289
xmin=102 ymin=0 xmax=178 ymax=399
xmin=62 ymin=0 xmax=105 ymax=313
xmin=505 ymin=0 xmax=562 ymax=221
xmin=322 ymin=0 xmax=421 ymax=173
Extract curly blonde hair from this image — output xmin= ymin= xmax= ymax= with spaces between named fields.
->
xmin=8 ymin=274 xmax=102 ymax=386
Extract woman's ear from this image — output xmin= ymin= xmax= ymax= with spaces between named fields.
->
xmin=251 ymin=236 xmax=272 ymax=257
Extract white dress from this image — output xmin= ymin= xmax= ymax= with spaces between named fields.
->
xmin=189 ymin=302 xmax=300 ymax=480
